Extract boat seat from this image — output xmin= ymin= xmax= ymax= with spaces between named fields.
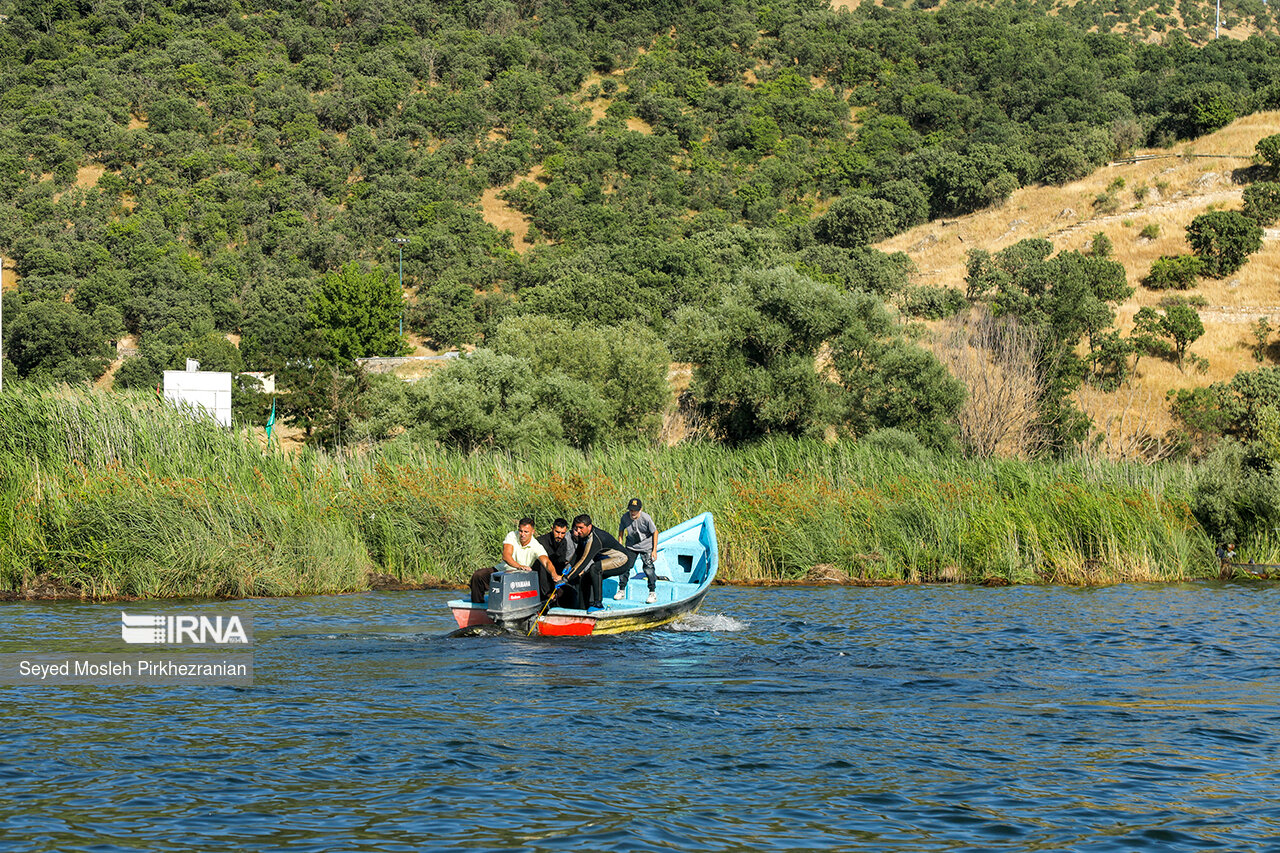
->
xmin=604 ymin=580 xmax=701 ymax=605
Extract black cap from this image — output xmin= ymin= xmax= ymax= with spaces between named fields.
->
xmin=627 ymin=498 xmax=642 ymax=511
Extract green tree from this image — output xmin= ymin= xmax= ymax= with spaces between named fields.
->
xmin=1242 ymin=181 xmax=1280 ymax=226
xmin=670 ymin=267 xmax=846 ymax=442
xmin=397 ymin=349 xmax=609 ymax=451
xmin=489 ymin=316 xmax=670 ymax=440
xmin=979 ymin=241 xmax=1130 ymax=453
xmin=1040 ymin=146 xmax=1090 ymax=185
xmin=1159 ymin=82 xmax=1238 ymax=140
xmin=410 ymin=278 xmax=481 ymax=349
xmin=1087 ymin=330 xmax=1133 ymax=390
xmin=670 ymin=267 xmax=961 ymax=448
xmin=1171 ymin=366 xmax=1280 ymax=459
xmin=280 ymin=362 xmax=373 ymax=450
xmin=1256 ymin=133 xmax=1280 ymax=172
xmin=812 ymin=195 xmax=898 ymax=248
xmin=310 ymin=262 xmax=407 ymax=362
xmin=1161 ymin=299 xmax=1206 ymax=371
xmin=239 ymin=278 xmax=317 ymax=372
xmin=7 ymin=300 xmax=112 ymax=384
xmin=1185 ymin=211 xmax=1263 ymax=278
xmin=1131 ymin=306 xmax=1172 ymax=375
xmin=833 ymin=337 xmax=964 ymax=451
xmin=796 ymin=246 xmax=913 ymax=297
xmin=1252 ymin=316 xmax=1272 ymax=363
xmin=870 ymin=180 xmax=930 ymax=232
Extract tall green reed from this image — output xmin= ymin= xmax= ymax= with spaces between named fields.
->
xmin=0 ymin=388 xmax=1217 ymax=599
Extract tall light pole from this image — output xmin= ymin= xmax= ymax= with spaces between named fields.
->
xmin=392 ymin=238 xmax=409 ymax=339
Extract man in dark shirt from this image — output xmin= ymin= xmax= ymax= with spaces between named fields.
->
xmin=534 ymin=518 xmax=572 ymax=602
xmin=567 ymin=513 xmax=633 ymax=612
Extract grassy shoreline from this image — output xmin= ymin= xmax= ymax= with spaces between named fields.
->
xmin=0 ymin=389 xmax=1231 ymax=600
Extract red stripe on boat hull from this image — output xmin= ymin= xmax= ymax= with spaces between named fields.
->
xmin=536 ymin=617 xmax=596 ymax=636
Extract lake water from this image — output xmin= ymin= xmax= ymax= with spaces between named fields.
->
xmin=2 ymin=583 xmax=1279 ymax=852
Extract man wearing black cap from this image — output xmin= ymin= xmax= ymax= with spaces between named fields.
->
xmin=617 ymin=497 xmax=659 ymax=604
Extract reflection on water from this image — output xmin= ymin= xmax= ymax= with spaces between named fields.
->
xmin=2 ymin=583 xmax=1280 ymax=851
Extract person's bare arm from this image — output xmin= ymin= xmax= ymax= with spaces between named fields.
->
xmin=538 ymin=554 xmax=562 ymax=581
xmin=502 ymin=542 xmax=524 ymax=569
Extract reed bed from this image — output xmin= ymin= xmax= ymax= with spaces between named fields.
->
xmin=0 ymin=387 xmax=1217 ymax=599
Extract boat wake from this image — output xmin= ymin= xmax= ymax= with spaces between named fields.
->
xmin=670 ymin=612 xmax=746 ymax=632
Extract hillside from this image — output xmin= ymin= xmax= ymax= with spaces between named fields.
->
xmin=3 ymin=0 xmax=1280 ymax=456
xmin=878 ymin=112 xmax=1280 ymax=458
xmin=832 ymin=0 xmax=1278 ymax=44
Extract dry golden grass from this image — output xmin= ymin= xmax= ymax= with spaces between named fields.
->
xmin=625 ymin=116 xmax=654 ymax=135
xmin=75 ymin=165 xmax=105 ymax=188
xmin=479 ymin=163 xmax=545 ymax=253
xmin=659 ymin=362 xmax=696 ymax=445
xmin=94 ymin=359 xmax=123 ymax=391
xmin=575 ymin=71 xmax=629 ymax=125
xmin=404 ymin=332 xmax=437 ymax=357
xmin=389 ymin=358 xmax=451 ymax=381
xmin=879 ymin=111 xmax=1280 ymax=458
xmin=826 ymin=0 xmax=1266 ymax=45
xmin=1 ymin=255 xmax=14 ymax=291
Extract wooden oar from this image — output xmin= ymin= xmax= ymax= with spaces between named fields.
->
xmin=524 ymin=537 xmax=599 ymax=630
xmin=527 ymin=569 xmax=576 ymax=636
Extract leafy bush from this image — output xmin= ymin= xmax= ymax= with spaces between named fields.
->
xmin=1040 ymin=147 xmax=1090 ymax=185
xmin=1090 ymin=232 xmax=1114 ymax=258
xmin=1143 ymin=254 xmax=1203 ymax=289
xmin=902 ymin=285 xmax=967 ymax=319
xmin=1190 ymin=441 xmax=1280 ymax=545
xmin=860 ymin=428 xmax=927 ymax=458
xmin=1092 ymin=190 xmax=1121 ymax=214
xmin=488 ymin=316 xmax=671 ymax=440
xmin=396 ymin=350 xmax=609 ymax=451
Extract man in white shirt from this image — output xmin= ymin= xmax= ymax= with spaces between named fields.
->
xmin=469 ymin=517 xmax=552 ymax=604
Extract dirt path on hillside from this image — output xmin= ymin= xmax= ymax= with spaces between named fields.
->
xmin=1045 ymin=185 xmax=1244 ymax=244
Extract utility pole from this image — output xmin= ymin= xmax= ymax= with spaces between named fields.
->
xmin=392 ymin=237 xmax=409 ymax=339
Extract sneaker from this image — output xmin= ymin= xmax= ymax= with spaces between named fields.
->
xmin=646 ymin=591 xmax=657 ymax=604
xmin=613 ymin=587 xmax=626 ymax=600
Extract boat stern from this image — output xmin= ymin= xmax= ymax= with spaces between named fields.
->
xmin=449 ymin=600 xmax=494 ymax=629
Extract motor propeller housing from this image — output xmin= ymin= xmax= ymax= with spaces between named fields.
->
xmin=485 ymin=570 xmax=542 ymax=624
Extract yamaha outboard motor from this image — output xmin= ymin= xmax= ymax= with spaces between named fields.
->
xmin=486 ymin=569 xmax=541 ymax=625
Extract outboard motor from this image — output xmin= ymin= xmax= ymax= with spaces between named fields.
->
xmin=486 ymin=569 xmax=542 ymax=625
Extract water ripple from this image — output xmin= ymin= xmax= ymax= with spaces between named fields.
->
xmin=2 ymin=584 xmax=1280 ymax=850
